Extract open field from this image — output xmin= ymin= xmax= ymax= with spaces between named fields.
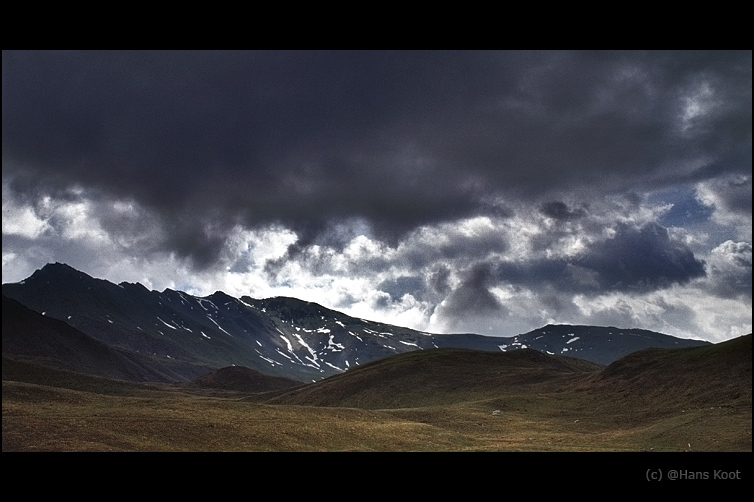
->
xmin=3 ymin=379 xmax=749 ymax=452
xmin=3 ymin=336 xmax=750 ymax=452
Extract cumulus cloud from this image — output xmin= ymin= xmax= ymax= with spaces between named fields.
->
xmin=2 ymin=50 xmax=751 ymax=342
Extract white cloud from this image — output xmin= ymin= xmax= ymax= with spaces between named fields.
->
xmin=2 ymin=182 xmax=51 ymax=238
xmin=1 ymin=205 xmax=51 ymax=239
xmin=2 ymin=183 xmax=750 ymax=344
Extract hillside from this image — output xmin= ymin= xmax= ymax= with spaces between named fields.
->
xmin=187 ymin=365 xmax=302 ymax=393
xmin=2 ymin=263 xmax=712 ymax=383
xmin=266 ymin=348 xmax=603 ymax=409
xmin=584 ymin=333 xmax=752 ymax=410
xmin=2 ymin=295 xmax=202 ymax=382
xmin=2 ymin=335 xmax=750 ymax=451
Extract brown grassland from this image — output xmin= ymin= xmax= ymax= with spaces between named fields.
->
xmin=2 ymin=335 xmax=751 ymax=452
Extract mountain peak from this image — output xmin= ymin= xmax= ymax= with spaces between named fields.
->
xmin=40 ymin=262 xmax=78 ymax=272
xmin=205 ymin=290 xmax=236 ymax=303
xmin=31 ymin=262 xmax=93 ymax=282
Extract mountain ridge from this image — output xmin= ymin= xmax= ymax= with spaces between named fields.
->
xmin=2 ymin=262 xmax=711 ymax=383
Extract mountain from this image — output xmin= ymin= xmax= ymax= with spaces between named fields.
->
xmin=2 ymin=295 xmax=192 ymax=382
xmin=2 ymin=262 xmax=711 ymax=383
xmin=494 ymin=324 xmax=710 ymax=365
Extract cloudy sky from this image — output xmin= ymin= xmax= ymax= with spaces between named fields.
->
xmin=3 ymin=50 xmax=751 ymax=342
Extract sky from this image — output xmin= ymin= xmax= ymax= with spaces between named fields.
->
xmin=2 ymin=50 xmax=751 ymax=343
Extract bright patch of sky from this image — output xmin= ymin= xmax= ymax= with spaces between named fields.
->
xmin=652 ymin=186 xmax=714 ymax=228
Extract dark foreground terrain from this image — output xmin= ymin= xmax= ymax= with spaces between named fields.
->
xmin=2 ymin=335 xmax=751 ymax=452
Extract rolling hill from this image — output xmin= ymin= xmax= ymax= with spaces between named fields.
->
xmin=3 ymin=334 xmax=749 ymax=451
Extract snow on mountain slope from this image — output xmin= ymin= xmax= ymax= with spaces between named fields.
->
xmin=2 ymin=263 xmax=710 ymax=382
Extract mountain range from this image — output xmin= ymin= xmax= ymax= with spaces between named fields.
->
xmin=2 ymin=262 xmax=711 ymax=383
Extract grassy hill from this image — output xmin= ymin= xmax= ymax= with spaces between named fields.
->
xmin=265 ymin=348 xmax=602 ymax=409
xmin=2 ymin=335 xmax=751 ymax=452
xmin=186 ymin=365 xmax=302 ymax=393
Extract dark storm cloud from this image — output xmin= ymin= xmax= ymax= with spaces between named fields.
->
xmin=378 ymin=276 xmax=425 ymax=301
xmin=540 ymin=201 xmax=587 ymax=221
xmin=578 ymin=222 xmax=706 ymax=291
xmin=400 ymin=225 xmax=511 ymax=271
xmin=495 ymin=222 xmax=706 ymax=294
xmin=442 ymin=262 xmax=508 ymax=320
xmin=703 ymin=175 xmax=752 ymax=216
xmin=3 ymin=50 xmax=751 ymax=269
xmin=429 ymin=265 xmax=452 ymax=295
xmin=706 ymin=241 xmax=752 ymax=300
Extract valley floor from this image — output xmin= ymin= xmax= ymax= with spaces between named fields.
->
xmin=3 ymin=380 xmax=750 ymax=452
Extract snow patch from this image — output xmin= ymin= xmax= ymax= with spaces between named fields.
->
xmin=237 ymin=298 xmax=254 ymax=309
xmin=327 ymin=333 xmax=345 ymax=351
xmin=291 ymin=332 xmax=320 ymax=368
xmin=364 ymin=328 xmax=387 ymax=338
xmin=157 ymin=317 xmax=178 ymax=329
xmin=279 ymin=334 xmax=294 ymax=352
xmin=197 ymin=298 xmax=218 ymax=311
xmin=348 ymin=331 xmax=364 ymax=342
xmin=275 ymin=349 xmax=295 ymax=362
xmin=205 ymin=314 xmax=233 ymax=337
xmin=256 ymin=350 xmax=281 ymax=366
xmin=324 ymin=361 xmax=344 ymax=372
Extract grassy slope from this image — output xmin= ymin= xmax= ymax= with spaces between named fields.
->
xmin=185 ymin=365 xmax=302 ymax=393
xmin=266 ymin=348 xmax=602 ymax=409
xmin=3 ymin=337 xmax=751 ymax=452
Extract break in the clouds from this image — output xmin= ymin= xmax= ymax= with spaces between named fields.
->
xmin=2 ymin=50 xmax=751 ymax=343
